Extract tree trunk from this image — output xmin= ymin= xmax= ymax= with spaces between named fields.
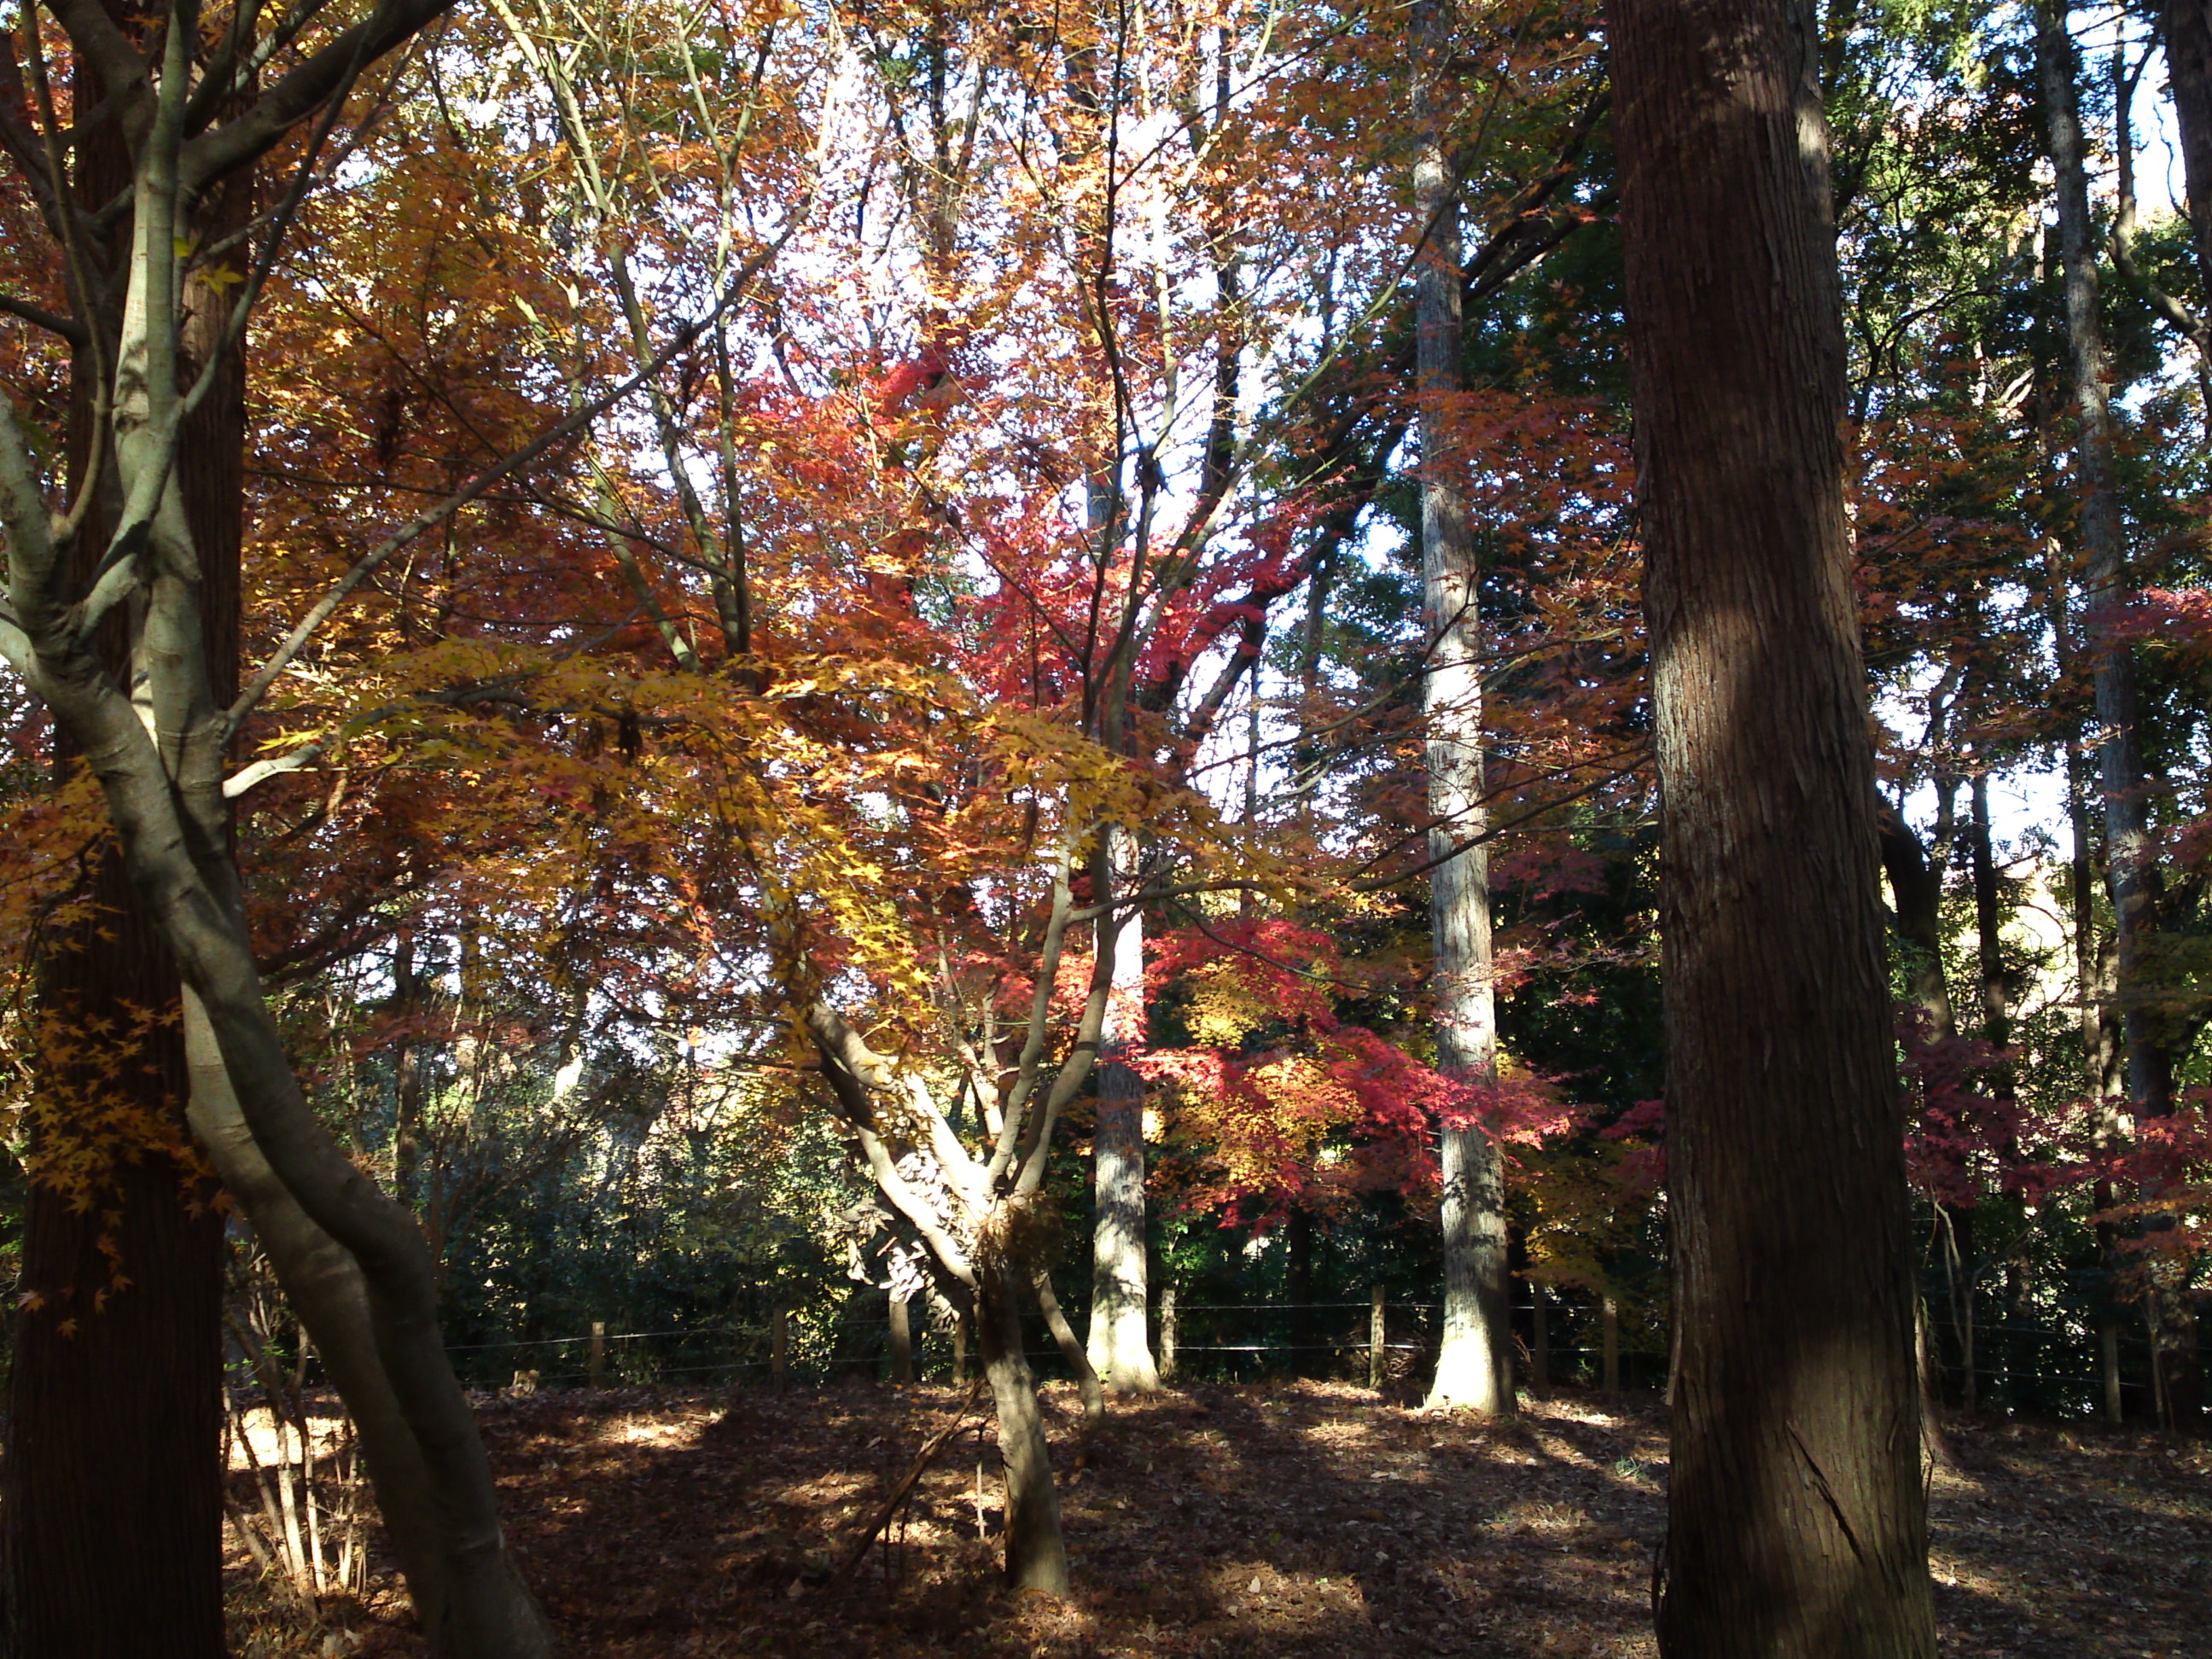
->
xmin=1032 ymin=1268 xmax=1104 ymax=1429
xmin=1 ymin=60 xmax=245 ymax=1650
xmin=977 ymin=1265 xmax=1071 ymax=1594
xmin=4 ymin=888 xmax=224 ymax=1659
xmin=2040 ymin=0 xmax=2202 ymax=1429
xmin=889 ymin=1292 xmax=914 ymax=1385
xmin=1415 ymin=0 xmax=1514 ymax=1418
xmin=1877 ymin=808 xmax=1956 ymax=1042
xmin=1608 ymin=0 xmax=1936 ymax=1644
xmin=1088 ymin=835 xmax=1158 ymax=1392
xmin=1968 ymin=773 xmax=2010 ymax=1055
xmin=1286 ymin=1207 xmax=1316 ymax=1376
xmin=2159 ymin=0 xmax=2212 ymax=290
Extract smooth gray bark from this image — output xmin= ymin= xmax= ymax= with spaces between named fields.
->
xmin=1088 ymin=833 xmax=1158 ymax=1392
xmin=1414 ymin=0 xmax=1513 ymax=1417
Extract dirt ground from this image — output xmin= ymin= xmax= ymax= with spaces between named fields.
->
xmin=227 ymin=1381 xmax=2212 ymax=1657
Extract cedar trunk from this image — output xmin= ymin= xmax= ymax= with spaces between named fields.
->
xmin=1607 ymin=0 xmax=1936 ymax=1649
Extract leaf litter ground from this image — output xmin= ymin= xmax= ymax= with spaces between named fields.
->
xmin=228 ymin=1382 xmax=2212 ymax=1657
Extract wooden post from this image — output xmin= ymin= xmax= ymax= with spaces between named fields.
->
xmin=771 ymin=1307 xmax=789 ymax=1393
xmin=1600 ymin=1294 xmax=1619 ymax=1392
xmin=1369 ymin=1284 xmax=1386 ymax=1389
xmin=951 ymin=1310 xmax=969 ymax=1384
xmin=889 ymin=1293 xmax=913 ymax=1385
xmin=589 ymin=1321 xmax=606 ymax=1390
xmin=1159 ymin=1284 xmax=1179 ymax=1382
xmin=1532 ymin=1285 xmax=1550 ymax=1389
xmin=731 ymin=1304 xmax=748 ymax=1400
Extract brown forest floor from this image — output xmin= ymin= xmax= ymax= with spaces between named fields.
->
xmin=229 ymin=1381 xmax=2212 ymax=1658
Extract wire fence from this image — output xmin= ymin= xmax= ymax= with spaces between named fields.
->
xmin=421 ymin=1290 xmax=2199 ymax=1424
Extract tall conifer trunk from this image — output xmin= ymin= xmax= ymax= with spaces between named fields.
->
xmin=1607 ymin=0 xmax=1936 ymax=1646
xmin=2040 ymin=0 xmax=2202 ymax=1429
xmin=1413 ymin=0 xmax=1514 ymax=1416
xmin=2159 ymin=0 xmax=2212 ymax=290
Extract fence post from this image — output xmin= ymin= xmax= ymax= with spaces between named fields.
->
xmin=1369 ymin=1284 xmax=1386 ymax=1389
xmin=1160 ymin=1285 xmax=1179 ymax=1382
xmin=731 ymin=1304 xmax=748 ymax=1400
xmin=1600 ymin=1294 xmax=1619 ymax=1392
xmin=589 ymin=1321 xmax=606 ymax=1390
xmin=1533 ymin=1285 xmax=1549 ymax=1390
xmin=888 ymin=1292 xmax=913 ymax=1385
xmin=771 ymin=1307 xmax=789 ymax=1393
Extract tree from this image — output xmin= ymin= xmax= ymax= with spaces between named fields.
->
xmin=2039 ymin=0 xmax=2202 ymax=1428
xmin=1607 ymin=0 xmax=1936 ymax=1650
xmin=0 ymin=0 xmax=563 ymax=1650
xmin=0 ymin=1 xmax=247 ymax=1641
xmin=1412 ymin=0 xmax=1515 ymax=1416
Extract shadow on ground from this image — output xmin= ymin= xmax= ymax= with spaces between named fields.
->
xmin=222 ymin=1382 xmax=2212 ymax=1658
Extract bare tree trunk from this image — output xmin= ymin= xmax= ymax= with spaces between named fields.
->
xmin=1609 ymin=0 xmax=1936 ymax=1644
xmin=1414 ymin=0 xmax=1514 ymax=1418
xmin=182 ymin=996 xmax=451 ymax=1630
xmin=1033 ymin=1269 xmax=1104 ymax=1429
xmin=2040 ymin=0 xmax=2202 ymax=1429
xmin=1088 ymin=834 xmax=1157 ymax=1393
xmin=977 ymin=1265 xmax=1070 ymax=1594
xmin=889 ymin=1292 xmax=914 ymax=1385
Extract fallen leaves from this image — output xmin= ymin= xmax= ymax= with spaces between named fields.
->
xmin=223 ymin=1382 xmax=2212 ymax=1658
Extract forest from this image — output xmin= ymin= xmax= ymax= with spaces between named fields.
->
xmin=1 ymin=0 xmax=2210 ymax=1652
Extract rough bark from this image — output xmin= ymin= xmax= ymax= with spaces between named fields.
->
xmin=1607 ymin=0 xmax=1936 ymax=1646
xmin=2040 ymin=0 xmax=2201 ymax=1429
xmin=4 ymin=886 xmax=224 ymax=1659
xmin=2159 ymin=0 xmax=2212 ymax=291
xmin=1414 ymin=0 xmax=1515 ymax=1417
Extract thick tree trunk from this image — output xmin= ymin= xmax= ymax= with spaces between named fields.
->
xmin=1607 ymin=0 xmax=1936 ymax=1647
xmin=2159 ymin=0 xmax=2212 ymax=290
xmin=1415 ymin=0 xmax=1514 ymax=1418
xmin=4 ymin=878 xmax=224 ymax=1659
xmin=1088 ymin=843 xmax=1157 ymax=1392
xmin=977 ymin=1265 xmax=1071 ymax=1594
xmin=2040 ymin=0 xmax=2202 ymax=1429
xmin=1 ymin=72 xmax=244 ymax=1650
